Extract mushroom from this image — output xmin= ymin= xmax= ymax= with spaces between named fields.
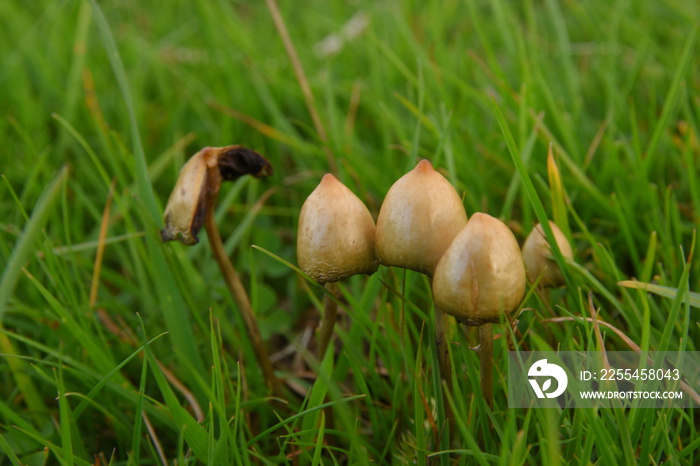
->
xmin=521 ymin=221 xmax=573 ymax=288
xmin=375 ymin=158 xmax=468 ymax=407
xmin=161 ymin=146 xmax=272 ymax=245
xmin=297 ymin=174 xmax=377 ymax=283
xmin=297 ymin=173 xmax=377 ymax=358
xmin=160 ymin=145 xmax=280 ymax=394
xmin=432 ymin=212 xmax=526 ymax=407
xmin=375 ymin=159 xmax=468 ymax=276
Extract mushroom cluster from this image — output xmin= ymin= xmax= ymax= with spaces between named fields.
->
xmin=296 ymin=159 xmax=573 ymax=407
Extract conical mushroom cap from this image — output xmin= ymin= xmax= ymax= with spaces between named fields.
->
xmin=522 ymin=221 xmax=573 ymax=287
xmin=432 ymin=213 xmax=526 ymax=325
xmin=297 ymin=174 xmax=378 ymax=283
xmin=375 ymin=159 xmax=468 ymax=276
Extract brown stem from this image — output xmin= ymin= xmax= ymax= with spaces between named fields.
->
xmin=317 ymin=282 xmax=339 ymax=361
xmin=434 ymin=304 xmax=454 ymax=441
xmin=479 ymin=323 xmax=493 ymax=409
xmin=435 ymin=308 xmax=453 ymax=387
xmin=205 ymin=205 xmax=280 ymax=395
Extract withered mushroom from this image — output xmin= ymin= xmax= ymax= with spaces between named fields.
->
xmin=160 ymin=145 xmax=280 ymax=394
xmin=161 ymin=146 xmax=272 ymax=245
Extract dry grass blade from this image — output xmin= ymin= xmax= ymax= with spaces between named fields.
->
xmin=209 ymin=101 xmax=303 ymax=149
xmin=541 ymin=308 xmax=700 ymax=406
xmin=156 ymin=360 xmax=204 ymax=423
xmin=265 ymin=0 xmax=337 ymax=173
xmin=142 ymin=411 xmax=168 ymax=466
xmin=618 ymin=280 xmax=700 ymax=308
xmin=90 ymin=178 xmax=116 ymax=308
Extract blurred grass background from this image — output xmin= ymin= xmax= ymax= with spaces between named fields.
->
xmin=0 ymin=0 xmax=698 ymax=464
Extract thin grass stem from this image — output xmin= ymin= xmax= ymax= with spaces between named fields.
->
xmin=435 ymin=306 xmax=454 ymax=441
xmin=318 ymin=282 xmax=339 ymax=361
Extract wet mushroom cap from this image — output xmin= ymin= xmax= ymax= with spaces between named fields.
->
xmin=375 ymin=159 xmax=468 ymax=276
xmin=432 ymin=213 xmax=526 ymax=326
xmin=297 ymin=174 xmax=378 ymax=283
xmin=521 ymin=221 xmax=573 ymax=287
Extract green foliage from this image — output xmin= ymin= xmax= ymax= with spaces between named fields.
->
xmin=1 ymin=0 xmax=698 ymax=464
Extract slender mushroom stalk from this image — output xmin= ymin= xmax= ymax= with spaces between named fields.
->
xmin=297 ymin=174 xmax=377 ymax=361
xmin=160 ymin=145 xmax=280 ymax=394
xmin=375 ymin=159 xmax=468 ymax=430
xmin=432 ymin=213 xmax=526 ymax=408
xmin=522 ymin=221 xmax=573 ymax=288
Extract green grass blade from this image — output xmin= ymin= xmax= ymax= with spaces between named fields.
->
xmin=87 ymin=0 xmax=156 ymax=219
xmin=0 ymin=431 xmax=23 ymax=466
xmin=618 ymin=281 xmax=700 ymax=309
xmin=87 ymin=0 xmax=206 ymax=378
xmin=491 ymin=98 xmax=571 ymax=284
xmin=658 ymin=235 xmax=694 ymax=353
xmin=129 ymin=332 xmax=150 ymax=465
xmin=55 ymin=365 xmax=75 ymax=466
xmin=644 ymin=27 xmax=697 ymax=175
xmin=0 ymin=167 xmax=67 ymax=421
xmin=141 ymin=327 xmax=210 ymax=462
xmin=310 ymin=412 xmax=326 ymax=466
xmin=0 ymin=167 xmax=67 ymax=321
xmin=247 ymin=395 xmax=365 ymax=447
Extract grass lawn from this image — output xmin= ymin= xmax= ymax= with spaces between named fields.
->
xmin=1 ymin=0 xmax=699 ymax=464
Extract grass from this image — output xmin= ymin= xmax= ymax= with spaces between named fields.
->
xmin=1 ymin=0 xmax=699 ymax=464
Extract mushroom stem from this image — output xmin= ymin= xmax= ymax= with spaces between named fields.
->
xmin=479 ymin=323 xmax=493 ymax=409
xmin=317 ymin=282 xmax=340 ymax=361
xmin=434 ymin=307 xmax=452 ymax=387
xmin=204 ymin=199 xmax=280 ymax=395
xmin=434 ymin=305 xmax=454 ymax=437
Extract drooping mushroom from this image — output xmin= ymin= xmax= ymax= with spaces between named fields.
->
xmin=161 ymin=145 xmax=280 ymax=394
xmin=432 ymin=212 xmax=526 ymax=407
xmin=297 ymin=173 xmax=377 ymax=358
xmin=161 ymin=146 xmax=272 ymax=245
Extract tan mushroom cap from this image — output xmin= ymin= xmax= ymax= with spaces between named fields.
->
xmin=522 ymin=221 xmax=573 ymax=287
xmin=432 ymin=213 xmax=526 ymax=326
xmin=375 ymin=159 xmax=468 ymax=276
xmin=297 ymin=174 xmax=378 ymax=283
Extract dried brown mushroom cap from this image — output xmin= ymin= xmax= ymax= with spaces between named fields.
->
xmin=432 ymin=212 xmax=526 ymax=326
xmin=297 ymin=174 xmax=378 ymax=283
xmin=521 ymin=221 xmax=573 ymax=287
xmin=160 ymin=146 xmax=272 ymax=245
xmin=375 ymin=159 xmax=468 ymax=276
